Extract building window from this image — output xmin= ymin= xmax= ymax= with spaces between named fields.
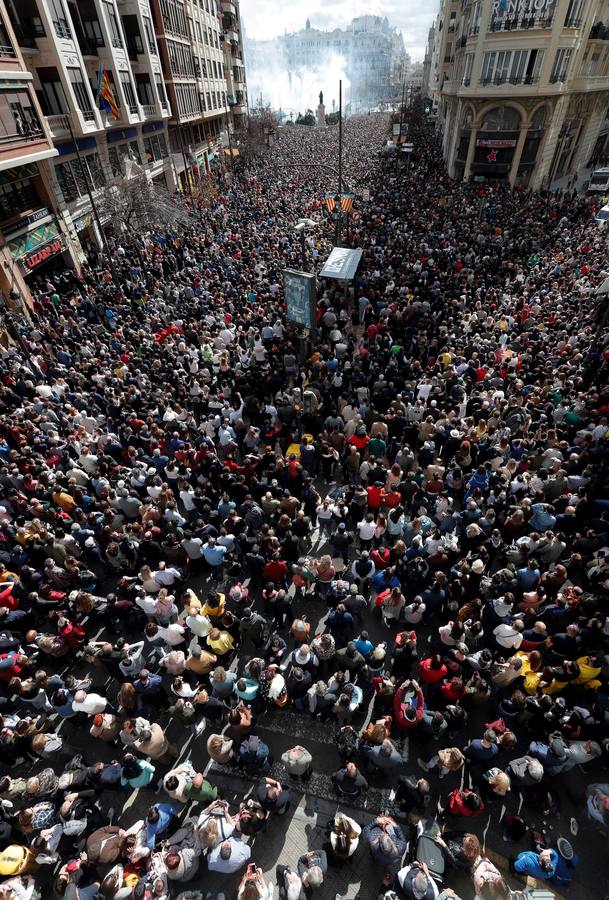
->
xmin=120 ymin=73 xmax=138 ymax=114
xmin=83 ymin=16 xmax=104 ymax=47
xmin=143 ymin=132 xmax=168 ymax=163
xmin=55 ymin=152 xmax=105 ymax=203
xmin=481 ymin=48 xmax=543 ymax=85
xmin=37 ymin=68 xmax=68 ymax=115
xmin=156 ymin=77 xmax=168 ymax=110
xmin=49 ymin=0 xmax=71 ymax=39
xmin=0 ymin=171 xmax=40 ymax=220
xmin=550 ymin=47 xmax=572 ymax=82
xmin=108 ymin=145 xmax=121 ymax=177
xmin=159 ymin=0 xmax=189 ymax=38
xmin=480 ymin=106 xmax=521 ymax=131
xmin=142 ymin=16 xmax=157 ymax=54
xmin=564 ymin=0 xmax=585 ymax=27
xmin=136 ymin=74 xmax=154 ymax=106
xmin=462 ymin=53 xmax=473 ymax=85
xmin=0 ymin=87 xmax=42 ymax=141
xmin=67 ymin=67 xmax=95 ymax=121
xmin=102 ymin=1 xmax=123 ymax=48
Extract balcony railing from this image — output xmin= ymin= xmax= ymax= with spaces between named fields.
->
xmin=590 ymin=22 xmax=609 ymax=39
xmin=46 ymin=113 xmax=70 ymax=138
xmin=0 ymin=123 xmax=43 ymax=144
xmin=549 ymin=71 xmax=569 ymax=82
xmin=564 ymin=17 xmax=582 ymax=27
xmin=469 ymin=25 xmax=479 ymax=35
xmin=489 ymin=15 xmax=553 ymax=32
xmin=53 ymin=20 xmax=72 ymax=39
xmin=128 ymin=103 xmax=139 ymax=115
xmin=142 ymin=104 xmax=156 ymax=116
xmin=0 ymin=43 xmax=16 ymax=58
xmin=480 ymin=74 xmax=539 ymax=85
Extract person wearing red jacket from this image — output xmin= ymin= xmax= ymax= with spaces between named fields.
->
xmin=57 ymin=618 xmax=85 ymax=651
xmin=447 ymin=788 xmax=485 ymax=817
xmin=394 ymin=678 xmax=424 ymax=731
xmin=366 ymin=482 xmax=383 ymax=510
xmin=263 ymin=554 xmax=289 ymax=586
xmin=0 ymin=582 xmax=17 ymax=610
xmin=418 ymin=655 xmax=447 ymax=686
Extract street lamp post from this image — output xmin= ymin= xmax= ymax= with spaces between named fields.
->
xmin=336 ymin=79 xmax=343 ymax=247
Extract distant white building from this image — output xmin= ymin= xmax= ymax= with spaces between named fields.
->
xmin=246 ymin=17 xmax=407 ymax=112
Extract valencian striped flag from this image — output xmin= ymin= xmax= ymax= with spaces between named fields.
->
xmin=340 ymin=194 xmax=354 ymax=214
xmin=325 ymin=193 xmax=354 ymax=214
xmin=97 ymin=65 xmax=120 ymax=119
xmin=325 ymin=193 xmax=338 ymax=213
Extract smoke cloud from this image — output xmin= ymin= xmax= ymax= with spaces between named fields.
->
xmin=244 ymin=39 xmax=351 ymax=116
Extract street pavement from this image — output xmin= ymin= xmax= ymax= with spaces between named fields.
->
xmin=36 ymin=524 xmax=606 ymax=900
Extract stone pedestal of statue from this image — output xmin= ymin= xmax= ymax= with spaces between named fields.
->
xmin=316 ymin=102 xmax=326 ymax=128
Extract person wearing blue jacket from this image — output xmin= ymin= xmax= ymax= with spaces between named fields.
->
xmin=513 ymin=847 xmax=557 ymax=880
xmin=145 ymin=802 xmax=177 ymax=848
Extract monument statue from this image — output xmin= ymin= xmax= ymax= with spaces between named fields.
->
xmin=316 ymin=90 xmax=326 ymax=128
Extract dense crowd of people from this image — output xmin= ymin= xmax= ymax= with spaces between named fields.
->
xmin=0 ymin=103 xmax=609 ymax=900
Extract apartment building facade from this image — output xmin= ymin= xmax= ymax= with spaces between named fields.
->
xmin=150 ymin=0 xmax=247 ymax=187
xmin=0 ymin=2 xmax=82 ymax=309
xmin=433 ymin=0 xmax=609 ymax=188
xmin=5 ymin=0 xmax=173 ymax=258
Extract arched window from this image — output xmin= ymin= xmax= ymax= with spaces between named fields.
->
xmin=480 ymin=105 xmax=521 ymax=131
xmin=530 ymin=106 xmax=547 ymax=129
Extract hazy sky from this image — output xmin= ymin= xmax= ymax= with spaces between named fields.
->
xmin=239 ymin=0 xmax=439 ymax=61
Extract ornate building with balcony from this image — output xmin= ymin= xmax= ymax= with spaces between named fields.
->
xmin=5 ymin=0 xmax=173 ymax=254
xmin=0 ymin=1 xmax=83 ymax=311
xmin=150 ymin=0 xmax=247 ymax=188
xmin=435 ymin=0 xmax=609 ymax=188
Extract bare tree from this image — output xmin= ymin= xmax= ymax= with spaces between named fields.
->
xmin=96 ymin=172 xmax=197 ymax=236
xmin=237 ymin=104 xmax=278 ymax=161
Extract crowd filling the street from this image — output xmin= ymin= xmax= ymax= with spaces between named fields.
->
xmin=2 ymin=103 xmax=609 ymax=900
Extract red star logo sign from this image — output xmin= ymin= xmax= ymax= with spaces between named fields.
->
xmin=487 ymin=149 xmax=498 ymax=162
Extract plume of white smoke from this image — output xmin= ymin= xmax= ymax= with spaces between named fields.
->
xmin=245 ymin=39 xmax=351 ymax=116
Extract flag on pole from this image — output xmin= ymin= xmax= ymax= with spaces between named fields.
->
xmin=97 ymin=65 xmax=120 ymax=119
xmin=340 ymin=194 xmax=354 ymax=214
xmin=325 ymin=193 xmax=337 ymax=213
